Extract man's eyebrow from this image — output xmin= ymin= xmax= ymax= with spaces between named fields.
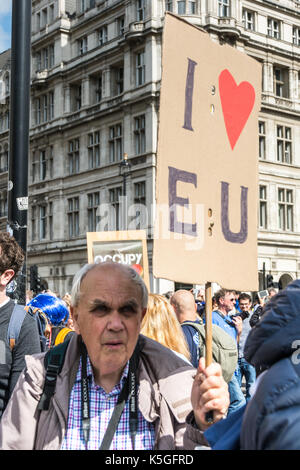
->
xmin=89 ymin=299 xmax=110 ymax=310
xmin=118 ymin=299 xmax=139 ymax=310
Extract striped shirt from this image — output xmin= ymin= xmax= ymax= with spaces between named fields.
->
xmin=61 ymin=356 xmax=155 ymax=450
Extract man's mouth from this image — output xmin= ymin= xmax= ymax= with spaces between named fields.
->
xmin=103 ymin=340 xmax=124 ymax=349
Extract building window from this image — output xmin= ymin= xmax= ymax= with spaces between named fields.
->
xmin=218 ymin=0 xmax=230 ymax=17
xmin=134 ymin=115 xmax=146 ymax=155
xmin=267 ymin=18 xmax=280 ymax=39
xmin=136 ymin=50 xmax=145 ymax=86
xmin=109 ymin=187 xmax=122 ymax=230
xmin=49 ymin=91 xmax=54 ymax=120
xmin=0 ymin=145 xmax=8 ymax=173
xmin=68 ymin=139 xmax=80 ymax=174
xmin=35 ymin=98 xmax=41 ymax=124
xmin=136 ymin=0 xmax=145 ymax=21
xmin=188 ymin=1 xmax=196 ymax=14
xmin=98 ymin=26 xmax=108 ymax=46
xmin=259 ymin=185 xmax=267 ymax=229
xmin=80 ymin=0 xmax=87 ymax=13
xmin=242 ymin=9 xmax=255 ymax=31
xmin=95 ymin=75 xmax=102 ymax=102
xmin=134 ymin=181 xmax=146 ymax=229
xmin=165 ymin=1 xmax=173 ymax=11
xmin=36 ymin=12 xmax=40 ymax=31
xmin=277 ymin=126 xmax=292 ymax=164
xmin=39 ymin=150 xmax=47 ymax=180
xmin=259 ymin=121 xmax=266 ymax=160
xmin=178 ymin=1 xmax=196 ymax=14
xmin=34 ymin=91 xmax=54 ymax=124
xmin=49 ymin=201 xmax=53 ymax=240
xmin=78 ymin=36 xmax=88 ymax=55
xmin=31 ymin=206 xmax=36 ymax=241
xmin=109 ymin=124 xmax=123 ymax=162
xmin=67 ymin=197 xmax=80 ymax=238
xmin=36 ymin=45 xmax=55 ymax=71
xmin=113 ymin=66 xmax=124 ymax=95
xmin=49 ymin=146 xmax=54 ymax=178
xmin=0 ymin=191 xmax=7 ymax=218
xmin=88 ymin=192 xmax=100 ymax=232
xmin=273 ymin=66 xmax=289 ymax=98
xmin=43 ymin=95 xmax=48 ymax=123
xmin=177 ymin=1 xmax=186 ymax=14
xmin=117 ymin=16 xmax=125 ymax=36
xmin=293 ymin=27 xmax=300 ymax=46
xmin=49 ymin=4 xmax=55 ymax=23
xmin=278 ymin=188 xmax=293 ymax=231
xmin=88 ymin=131 xmax=100 ymax=169
xmin=41 ymin=8 xmax=48 ymax=28
xmin=39 ymin=205 xmax=47 ymax=240
xmin=32 ymin=146 xmax=53 ymax=182
xmin=72 ymin=83 xmax=82 ymax=111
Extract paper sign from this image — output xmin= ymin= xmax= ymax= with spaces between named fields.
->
xmin=87 ymin=230 xmax=150 ymax=290
xmin=153 ymin=13 xmax=261 ymax=291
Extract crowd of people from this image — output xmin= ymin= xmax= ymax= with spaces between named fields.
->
xmin=0 ymin=231 xmax=299 ymax=450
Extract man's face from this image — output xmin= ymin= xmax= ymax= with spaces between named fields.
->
xmin=239 ymin=299 xmax=251 ymax=312
xmin=221 ymin=292 xmax=236 ymax=313
xmin=72 ymin=265 xmax=146 ymax=384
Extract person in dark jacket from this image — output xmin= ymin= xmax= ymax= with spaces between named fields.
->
xmin=0 ymin=232 xmax=41 ymax=417
xmin=240 ymin=279 xmax=300 ymax=450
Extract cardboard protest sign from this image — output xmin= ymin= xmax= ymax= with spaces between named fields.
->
xmin=87 ymin=230 xmax=150 ymax=290
xmin=153 ymin=13 xmax=261 ymax=291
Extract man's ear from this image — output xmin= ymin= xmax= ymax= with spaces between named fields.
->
xmin=0 ymin=269 xmax=15 ymax=287
xmin=71 ymin=306 xmax=80 ymax=334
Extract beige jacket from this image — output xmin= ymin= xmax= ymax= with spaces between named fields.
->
xmin=0 ymin=334 xmax=207 ymax=450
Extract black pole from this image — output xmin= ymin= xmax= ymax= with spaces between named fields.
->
xmin=7 ymin=0 xmax=32 ymax=304
xmin=262 ymin=262 xmax=266 ymax=290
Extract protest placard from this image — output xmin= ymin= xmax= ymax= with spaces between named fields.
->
xmin=87 ymin=230 xmax=150 ymax=290
xmin=153 ymin=13 xmax=261 ymax=292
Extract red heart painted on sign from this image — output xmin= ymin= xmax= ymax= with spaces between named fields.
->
xmin=219 ymin=69 xmax=255 ymax=150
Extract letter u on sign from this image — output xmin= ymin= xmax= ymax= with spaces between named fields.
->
xmin=221 ymin=182 xmax=248 ymax=244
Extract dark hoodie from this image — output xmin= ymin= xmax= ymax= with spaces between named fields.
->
xmin=240 ymin=279 xmax=300 ymax=450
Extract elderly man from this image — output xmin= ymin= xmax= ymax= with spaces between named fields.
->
xmin=0 ymin=262 xmax=229 ymax=450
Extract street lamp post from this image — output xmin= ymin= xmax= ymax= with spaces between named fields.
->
xmin=118 ymin=153 xmax=131 ymax=230
xmin=7 ymin=1 xmax=32 ymax=304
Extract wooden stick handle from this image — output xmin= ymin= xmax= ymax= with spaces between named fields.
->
xmin=205 ymin=282 xmax=213 ymax=368
xmin=204 ymin=282 xmax=214 ymax=423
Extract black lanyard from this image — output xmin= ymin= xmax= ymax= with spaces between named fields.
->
xmin=80 ymin=338 xmax=140 ymax=450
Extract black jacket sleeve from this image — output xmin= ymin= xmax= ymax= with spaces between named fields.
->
xmin=249 ymin=306 xmax=263 ymax=328
xmin=9 ymin=312 xmax=41 ymax=397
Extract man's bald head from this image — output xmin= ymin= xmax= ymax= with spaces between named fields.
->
xmin=170 ymin=290 xmax=197 ymax=323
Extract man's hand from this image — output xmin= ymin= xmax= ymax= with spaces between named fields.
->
xmin=191 ymin=357 xmax=229 ymax=431
xmin=232 ymin=315 xmax=243 ymax=335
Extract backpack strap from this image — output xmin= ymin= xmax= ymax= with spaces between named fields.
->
xmin=37 ymin=338 xmax=71 ymax=411
xmin=54 ymin=327 xmax=74 ymax=347
xmin=7 ymin=304 xmax=27 ymax=351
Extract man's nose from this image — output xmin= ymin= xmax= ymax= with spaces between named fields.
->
xmin=107 ymin=311 xmax=124 ymax=330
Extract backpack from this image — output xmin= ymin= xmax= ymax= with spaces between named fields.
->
xmin=38 ymin=337 xmax=72 ymax=411
xmin=7 ymin=304 xmax=49 ymax=353
xmin=183 ymin=320 xmax=238 ymax=383
xmin=50 ymin=325 xmax=76 ymax=348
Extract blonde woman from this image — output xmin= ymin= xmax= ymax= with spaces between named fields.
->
xmin=141 ymin=293 xmax=191 ymax=364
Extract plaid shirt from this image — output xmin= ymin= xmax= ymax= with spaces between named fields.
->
xmin=61 ymin=356 xmax=155 ymax=450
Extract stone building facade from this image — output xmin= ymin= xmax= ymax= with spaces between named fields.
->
xmin=0 ymin=0 xmax=299 ymax=294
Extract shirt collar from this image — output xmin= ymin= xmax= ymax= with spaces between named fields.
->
xmin=76 ymin=354 xmax=130 ymax=394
